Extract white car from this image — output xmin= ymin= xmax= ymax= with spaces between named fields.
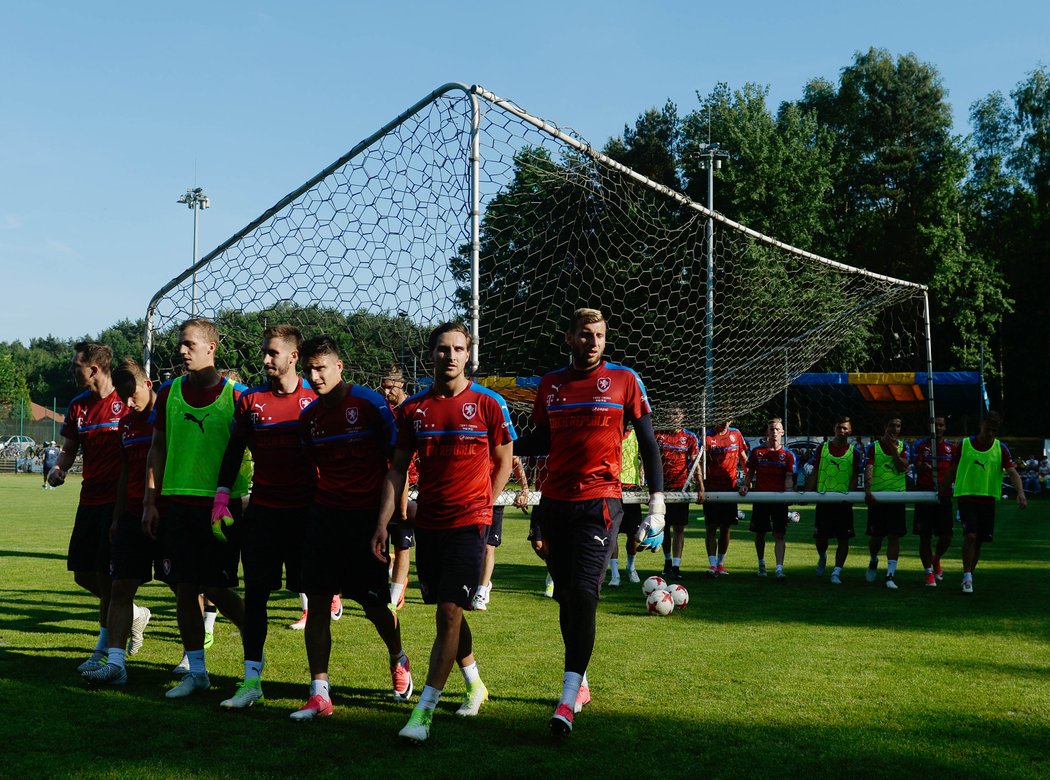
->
xmin=0 ymin=435 xmax=37 ymax=453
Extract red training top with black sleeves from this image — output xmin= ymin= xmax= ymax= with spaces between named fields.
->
xmin=703 ymin=427 xmax=749 ymax=491
xmin=396 ymin=383 xmax=516 ymax=530
xmin=747 ymin=445 xmax=797 ymax=492
xmin=656 ymin=428 xmax=701 ymax=490
xmin=232 ymin=379 xmax=317 ymax=508
xmin=299 ymin=384 xmax=395 ymax=510
xmin=62 ymin=388 xmax=129 ymax=505
xmin=118 ymin=408 xmax=153 ymax=517
xmin=532 ymin=361 xmax=652 ymax=502
xmin=912 ymin=438 xmax=956 ymax=490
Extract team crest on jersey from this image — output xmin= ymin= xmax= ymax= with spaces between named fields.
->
xmin=345 ymin=407 xmax=359 ymax=425
xmin=462 ymin=402 xmax=477 ymax=420
xmin=597 ymin=377 xmax=611 ymax=393
xmin=111 ymin=401 xmax=124 ymax=415
xmin=299 ymin=397 xmax=311 ymax=410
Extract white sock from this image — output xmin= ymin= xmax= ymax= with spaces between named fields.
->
xmin=310 ymin=678 xmax=331 ymax=699
xmin=832 ymin=566 xmax=843 ymax=576
xmin=887 ymin=560 xmax=898 ymax=576
xmin=709 ymin=555 xmax=717 ymax=567
xmin=775 ymin=564 xmax=784 ymax=573
xmin=925 ymin=566 xmax=933 ymax=574
xmin=609 ymin=558 xmax=620 ymax=573
xmin=963 ymin=571 xmax=973 ymax=583
xmin=300 ymin=593 xmax=309 ymax=610
xmin=187 ymin=649 xmax=206 ymax=675
xmin=581 ymin=671 xmax=589 ymax=688
xmin=203 ymin=610 xmax=217 ymax=633
xmin=560 ymin=671 xmax=583 ymax=708
xmin=460 ymin=661 xmax=480 ymax=686
xmin=626 ymin=554 xmax=636 ymax=571
xmin=672 ymin=557 xmax=681 ymax=567
xmin=758 ymin=558 xmax=766 ymax=567
xmin=107 ymin=647 xmax=127 ymax=670
xmin=94 ymin=628 xmax=108 ymax=653
xmin=132 ymin=603 xmax=145 ymax=620
xmin=390 ymin=581 xmax=406 ymax=605
xmin=244 ymin=660 xmax=263 ymax=680
xmin=419 ymin=684 xmax=442 ymax=711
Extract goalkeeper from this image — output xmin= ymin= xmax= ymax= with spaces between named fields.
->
xmin=516 ymin=307 xmax=664 ymax=737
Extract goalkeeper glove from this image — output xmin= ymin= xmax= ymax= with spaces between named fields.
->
xmin=210 ymin=489 xmax=235 ymax=543
xmin=635 ymin=492 xmax=666 ymax=551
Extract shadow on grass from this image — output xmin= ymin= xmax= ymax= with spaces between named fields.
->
xmin=0 ymin=549 xmax=65 ymax=561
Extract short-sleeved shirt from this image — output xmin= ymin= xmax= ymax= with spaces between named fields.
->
xmin=388 ymin=401 xmax=420 ymax=486
xmin=656 ymin=428 xmax=701 ymax=490
xmin=118 ymin=408 xmax=154 ymax=517
xmin=299 ymin=385 xmax=395 ymax=511
xmin=232 ymin=378 xmax=318 ymax=508
xmin=42 ymin=446 xmax=61 ymax=470
xmin=747 ymin=446 xmax=797 ymax=492
xmin=61 ymin=388 xmax=129 ymax=505
xmin=952 ymin=437 xmax=1015 ymax=505
xmin=397 ymin=383 xmax=516 ymax=530
xmin=704 ymin=427 xmax=749 ymax=491
xmin=912 ymin=438 xmax=956 ymax=490
xmin=532 ymin=361 xmax=651 ymax=502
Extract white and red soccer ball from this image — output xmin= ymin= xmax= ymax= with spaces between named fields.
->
xmin=646 ymin=588 xmax=675 ymax=616
xmin=642 ymin=575 xmax=668 ymax=596
xmin=668 ymin=583 xmax=689 ymax=609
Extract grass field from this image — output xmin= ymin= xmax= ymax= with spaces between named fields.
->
xmin=1 ymin=473 xmax=1048 ymax=779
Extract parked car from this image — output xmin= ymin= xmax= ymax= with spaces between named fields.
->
xmin=0 ymin=435 xmax=37 ymax=453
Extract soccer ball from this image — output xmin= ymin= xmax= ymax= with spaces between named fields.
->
xmin=646 ymin=589 xmax=674 ymax=616
xmin=642 ymin=575 xmax=668 ymax=596
xmin=668 ymin=583 xmax=689 ymax=609
xmin=736 ymin=509 xmax=746 ymax=521
xmin=789 ymin=511 xmax=801 ymax=523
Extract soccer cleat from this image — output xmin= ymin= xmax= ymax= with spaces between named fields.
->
xmin=662 ymin=562 xmax=673 ymax=577
xmin=830 ymin=572 xmax=843 ymax=585
xmin=934 ymin=558 xmax=944 ymax=581
xmin=706 ymin=565 xmax=719 ymax=578
xmin=472 ymin=591 xmax=488 ymax=611
xmin=574 ymin=685 xmax=591 ymax=714
xmin=456 ymin=680 xmax=489 ymax=717
xmin=775 ymin=569 xmax=786 ymax=581
xmin=331 ymin=595 xmax=343 ymax=621
xmin=544 ymin=575 xmax=555 ymax=598
xmin=716 ymin=564 xmax=730 ymax=576
xmin=290 ymin=694 xmax=333 ymax=721
xmin=220 ymin=677 xmax=265 ymax=709
xmin=670 ymin=566 xmax=682 ymax=581
xmin=77 ymin=652 xmax=106 ymax=674
xmin=962 ymin=579 xmax=974 ymax=594
xmin=815 ymin=554 xmax=827 ymax=576
xmin=391 ymin=656 xmax=414 ymax=702
xmin=925 ymin=572 xmax=937 ymax=588
xmin=757 ymin=562 xmax=767 ymax=578
xmin=128 ymin=607 xmax=151 ymax=656
xmin=165 ymin=672 xmax=211 ymax=699
xmin=865 ymin=563 xmax=878 ymax=583
xmin=82 ymin=662 xmax=127 ymax=687
xmin=203 ymin=631 xmax=214 ymax=650
xmin=549 ymin=703 xmax=574 ymax=736
xmin=608 ymin=570 xmax=621 ymax=587
xmin=885 ymin=575 xmax=898 ymax=590
xmin=289 ymin=610 xmax=308 ymax=630
xmin=399 ymin=708 xmax=433 ymax=743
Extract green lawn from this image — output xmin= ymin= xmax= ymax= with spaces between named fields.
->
xmin=1 ymin=473 xmax=1048 ymax=779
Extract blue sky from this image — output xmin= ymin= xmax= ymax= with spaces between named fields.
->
xmin=2 ymin=1 xmax=1046 ymax=345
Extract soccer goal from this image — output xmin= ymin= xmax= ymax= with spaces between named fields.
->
xmin=144 ymin=82 xmax=936 ymax=500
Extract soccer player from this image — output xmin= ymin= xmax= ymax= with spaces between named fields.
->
xmin=806 ymin=416 xmax=862 ymax=585
xmin=912 ymin=415 xmax=957 ymax=587
xmin=378 ymin=323 xmax=515 ymax=743
xmin=473 ymin=456 xmax=529 ymax=610
xmin=47 ymin=342 xmax=131 ymax=673
xmin=608 ymin=428 xmax=643 ymax=586
xmin=864 ymin=415 xmax=911 ymax=590
xmin=947 ymin=411 xmax=1026 ymax=593
xmin=655 ymin=407 xmax=701 ymax=580
xmin=41 ymin=440 xmax=61 ymax=489
xmin=142 ymin=318 xmax=249 ymax=698
xmin=381 ymin=366 xmax=415 ymax=611
xmin=742 ymin=418 xmax=796 ymax=579
xmin=210 ymin=325 xmax=318 ymax=709
xmin=522 ymin=308 xmax=664 ymax=736
xmin=79 ymin=358 xmax=156 ymax=686
xmin=699 ymin=419 xmax=748 ymax=576
xmin=291 ymin=336 xmax=412 ymax=720
xmin=524 ymin=454 xmax=555 ymax=597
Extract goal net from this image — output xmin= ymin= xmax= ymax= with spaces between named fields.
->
xmin=145 ymin=83 xmax=932 ymax=452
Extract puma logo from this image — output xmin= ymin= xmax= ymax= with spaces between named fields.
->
xmin=593 ymin=535 xmax=607 ymax=547
xmin=973 ymin=460 xmax=986 ymax=470
xmin=415 ymin=407 xmax=428 ymax=417
xmin=462 ymin=585 xmax=472 ymax=595
xmin=183 ymin=412 xmax=209 ymax=433
xmin=367 ymin=589 xmax=380 ymax=599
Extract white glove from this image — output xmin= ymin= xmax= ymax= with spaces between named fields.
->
xmin=635 ymin=492 xmax=666 ymax=545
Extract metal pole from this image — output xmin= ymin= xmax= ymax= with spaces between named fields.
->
xmin=705 ymin=153 xmax=714 ymax=423
xmin=979 ymin=341 xmax=986 ymax=422
xmin=469 ymin=92 xmax=482 ymax=375
xmin=191 ymin=202 xmax=199 ymax=318
xmin=921 ymin=293 xmax=938 ymax=489
xmin=52 ymin=397 xmax=57 ymax=441
xmin=19 ymin=397 xmax=24 ymax=437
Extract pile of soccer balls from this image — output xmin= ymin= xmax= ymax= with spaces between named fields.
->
xmin=642 ymin=576 xmax=688 ymax=616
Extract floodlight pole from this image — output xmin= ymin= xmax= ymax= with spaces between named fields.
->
xmin=177 ymin=187 xmax=210 ymax=318
xmin=697 ymin=143 xmax=729 ymax=430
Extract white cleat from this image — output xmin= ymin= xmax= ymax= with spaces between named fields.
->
xmin=220 ymin=678 xmax=264 ymax=709
xmin=166 ymin=672 xmax=210 ymax=698
xmin=455 ymin=680 xmax=489 ymax=717
xmin=128 ymin=607 xmax=151 ymax=656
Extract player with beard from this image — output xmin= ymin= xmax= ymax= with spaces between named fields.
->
xmin=380 ymin=366 xmax=416 ymax=611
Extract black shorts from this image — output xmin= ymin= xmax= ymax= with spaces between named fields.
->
xmin=913 ymin=497 xmax=954 ymax=537
xmin=240 ymin=502 xmax=308 ymax=593
xmin=67 ymin=503 xmax=114 ymax=574
xmin=666 ymin=503 xmax=690 ymax=527
xmin=160 ymin=500 xmax=241 ymax=589
xmin=487 ymin=506 xmax=505 ymax=548
xmin=415 ymin=525 xmax=487 ymax=608
xmin=866 ymin=503 xmax=907 ymax=538
xmin=618 ymin=502 xmax=642 ymax=537
xmin=109 ymin=510 xmax=163 ymax=584
xmin=813 ymin=504 xmax=855 ymax=540
xmin=539 ymin=496 xmax=622 ymax=602
xmin=749 ymin=503 xmax=789 ymax=534
xmin=301 ymin=505 xmax=389 ymax=607
xmin=704 ymin=502 xmax=738 ymax=528
xmin=527 ymin=504 xmax=544 ymax=543
xmin=959 ymin=501 xmax=995 ymax=542
xmin=388 ymin=521 xmax=415 ymax=550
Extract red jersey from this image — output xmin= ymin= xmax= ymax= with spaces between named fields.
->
xmin=533 ymin=361 xmax=651 ymax=501
xmin=747 ymin=445 xmax=796 ymax=492
xmin=388 ymin=402 xmax=420 ymax=486
xmin=656 ymin=429 xmax=701 ymax=490
xmin=912 ymin=438 xmax=956 ymax=490
xmin=62 ymin=388 xmax=129 ymax=505
xmin=232 ymin=379 xmax=318 ymax=508
xmin=118 ymin=408 xmax=153 ymax=517
xmin=703 ymin=427 xmax=749 ymax=491
xmin=299 ymin=384 xmax=395 ymax=511
xmin=396 ymin=383 xmax=516 ymax=530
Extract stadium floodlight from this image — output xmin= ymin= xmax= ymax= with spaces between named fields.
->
xmin=176 ymin=187 xmax=211 ymax=317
